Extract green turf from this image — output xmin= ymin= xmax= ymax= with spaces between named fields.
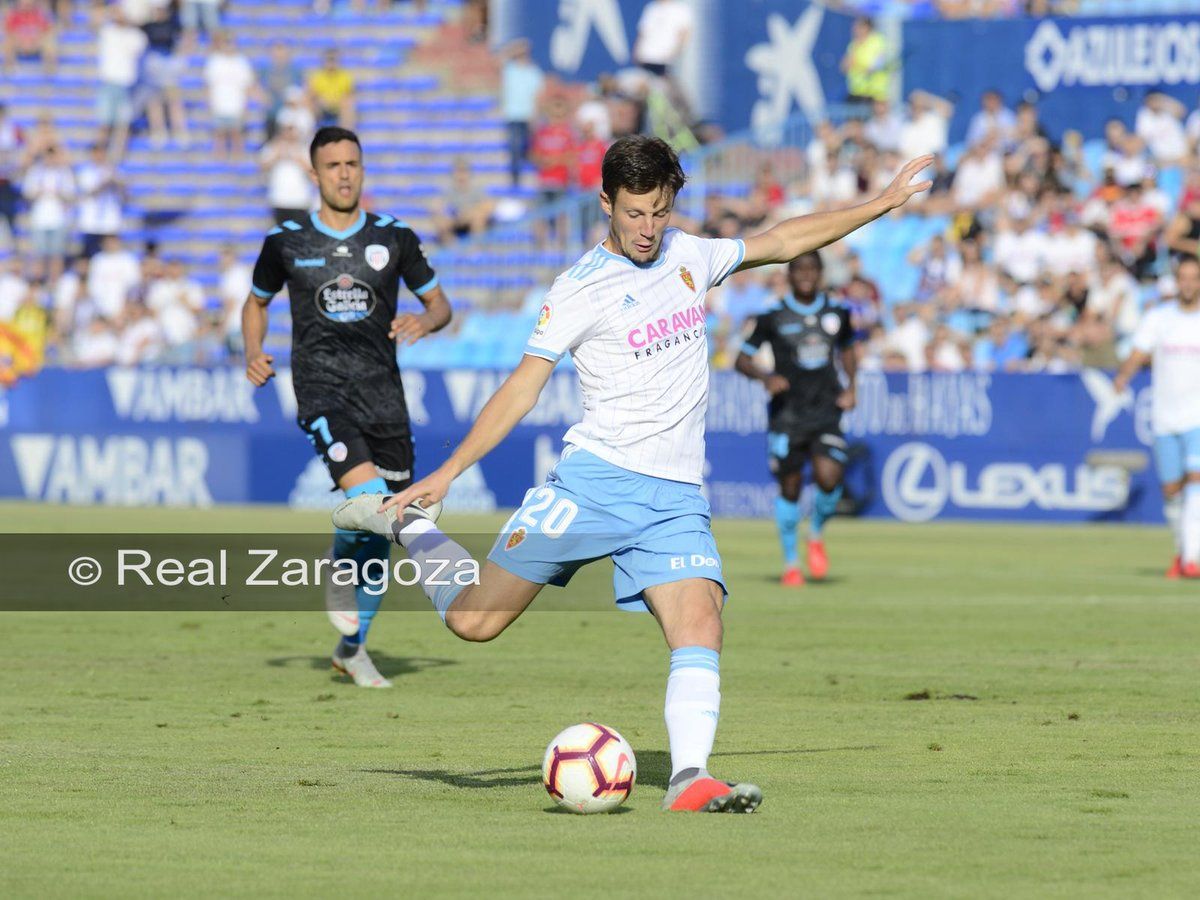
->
xmin=2 ymin=502 xmax=1199 ymax=898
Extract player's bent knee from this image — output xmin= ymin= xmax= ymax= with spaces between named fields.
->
xmin=444 ymin=609 xmax=506 ymax=643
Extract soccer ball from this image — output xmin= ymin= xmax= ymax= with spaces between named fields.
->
xmin=542 ymin=723 xmax=636 ymax=814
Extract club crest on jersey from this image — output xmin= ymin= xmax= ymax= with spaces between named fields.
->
xmin=678 ymin=266 xmax=695 ymax=291
xmin=821 ymin=312 xmax=841 ymax=335
xmin=316 ymin=273 xmax=377 ymax=323
xmin=365 ymin=244 xmax=389 ymax=272
xmin=505 ymin=528 xmax=527 ymax=551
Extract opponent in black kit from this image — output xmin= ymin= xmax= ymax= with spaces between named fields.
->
xmin=735 ymin=251 xmax=857 ymax=587
xmin=242 ymin=126 xmax=452 ymax=686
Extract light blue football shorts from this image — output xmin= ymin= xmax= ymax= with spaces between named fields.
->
xmin=486 ymin=445 xmax=726 ymax=611
xmin=1153 ymin=427 xmax=1200 ymax=484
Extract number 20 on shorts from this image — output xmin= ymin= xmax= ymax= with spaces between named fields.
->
xmin=505 ymin=487 xmax=579 ymax=539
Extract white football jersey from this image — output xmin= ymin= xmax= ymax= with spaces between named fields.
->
xmin=1131 ymin=301 xmax=1200 ymax=435
xmin=525 ymin=228 xmax=744 ymax=483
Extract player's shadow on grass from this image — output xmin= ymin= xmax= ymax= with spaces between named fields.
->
xmin=266 ymin=654 xmax=456 ymax=682
xmin=360 ymin=764 xmax=542 ymax=790
xmin=757 ymin=575 xmax=847 ymax=587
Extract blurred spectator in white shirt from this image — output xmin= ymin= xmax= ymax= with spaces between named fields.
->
xmin=204 ymin=31 xmax=257 ymax=160
xmin=1135 ymin=93 xmax=1187 ymax=165
xmin=275 ymin=86 xmax=315 ymax=142
xmin=261 ymin=123 xmax=314 ymax=224
xmin=75 ymin=143 xmax=123 ymax=258
xmin=95 ymin=7 xmax=146 ymax=161
xmin=22 ymin=143 xmax=74 ymax=281
xmin=0 ymin=257 xmax=27 ymax=319
xmin=864 ymin=99 xmax=902 ymax=153
xmin=116 ymin=301 xmax=164 ymax=364
xmin=217 ymin=244 xmax=252 ymax=351
xmin=899 ymin=90 xmax=951 ymax=162
xmin=145 ymin=259 xmax=204 ymax=315
xmin=88 ymin=235 xmax=140 ymax=320
xmin=73 ymin=316 xmax=120 ymax=367
xmin=952 ymin=138 xmax=1004 ymax=210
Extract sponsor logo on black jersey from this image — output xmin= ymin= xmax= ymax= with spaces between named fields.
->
xmin=316 ymin=273 xmax=377 ymax=323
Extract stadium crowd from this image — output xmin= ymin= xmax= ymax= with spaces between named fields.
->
xmin=0 ymin=0 xmax=1197 ymax=381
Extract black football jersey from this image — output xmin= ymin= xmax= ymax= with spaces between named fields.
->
xmin=742 ymin=292 xmax=854 ymax=432
xmin=250 ymin=211 xmax=437 ymax=424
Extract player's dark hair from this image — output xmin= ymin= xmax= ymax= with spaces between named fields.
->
xmin=309 ymin=126 xmax=362 ymax=165
xmin=788 ymin=251 xmax=824 ymax=272
xmin=601 ymin=136 xmax=686 ymax=203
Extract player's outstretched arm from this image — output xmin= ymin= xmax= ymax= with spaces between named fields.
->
xmin=737 ymin=155 xmax=935 ymax=270
xmin=380 ymin=354 xmax=556 ymax=512
xmin=241 ymin=293 xmax=275 ymax=386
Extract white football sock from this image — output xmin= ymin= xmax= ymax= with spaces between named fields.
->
xmin=401 ymin=524 xmax=474 ymax=622
xmin=1164 ymin=493 xmax=1183 ymax=556
xmin=664 ymin=647 xmax=721 ymax=780
xmin=1183 ymin=484 xmax=1200 ymax=565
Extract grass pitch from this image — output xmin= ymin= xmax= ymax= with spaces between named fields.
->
xmin=2 ymin=502 xmax=1199 ymax=898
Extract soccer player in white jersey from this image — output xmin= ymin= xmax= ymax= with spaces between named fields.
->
xmin=1114 ymin=256 xmax=1200 ymax=579
xmin=334 ymin=137 xmax=932 ymax=811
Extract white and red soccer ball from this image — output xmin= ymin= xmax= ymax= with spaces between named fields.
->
xmin=542 ymin=723 xmax=636 ymax=814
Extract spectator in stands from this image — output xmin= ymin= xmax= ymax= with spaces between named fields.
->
xmin=141 ymin=3 xmax=189 ymax=148
xmin=1043 ymin=208 xmax=1097 ymax=279
xmin=204 ymin=31 xmax=257 ymax=160
xmin=576 ymin=82 xmax=613 ymax=142
xmin=1165 ymin=171 xmax=1200 ymax=261
xmin=500 ymin=39 xmax=544 ymax=187
xmin=75 ymin=142 xmax=124 ymax=259
xmin=72 ymin=316 xmax=119 ymax=367
xmin=530 ymin=95 xmax=576 ymax=205
xmin=95 ymin=6 xmax=146 ymax=161
xmin=952 ymin=136 xmax=1005 ymax=211
xmin=633 ymin=0 xmax=694 ymax=79
xmin=260 ymin=122 xmax=314 ymax=225
xmin=1135 ymin=92 xmax=1187 ymax=166
xmin=864 ymin=99 xmax=902 ymax=154
xmin=181 ymin=0 xmax=221 ymax=49
xmin=146 ymin=257 xmax=203 ymax=316
xmin=22 ymin=143 xmax=73 ymax=282
xmin=972 ymin=314 xmax=1028 ymax=372
xmin=910 ymin=234 xmax=961 ymax=304
xmin=1108 ymin=180 xmax=1162 ymax=281
xmin=307 ymin=48 xmax=355 ymax=130
xmin=3 ymin=0 xmax=57 ymax=74
xmin=217 ymin=244 xmax=250 ymax=352
xmin=52 ymin=255 xmax=88 ymax=337
xmin=0 ymin=257 xmax=27 ymax=319
xmin=899 ymin=90 xmax=951 ymax=162
xmin=88 ymin=235 xmax=140 ymax=321
xmin=888 ymin=303 xmax=933 ymax=372
xmin=841 ymin=17 xmax=890 ymax=107
xmin=965 ymin=90 xmax=1015 ymax=149
xmin=432 ymin=159 xmax=495 ymax=244
xmin=575 ymin=119 xmax=609 ymax=194
xmin=275 ymin=87 xmax=315 ymax=142
xmin=260 ymin=42 xmax=302 ymax=141
xmin=0 ymin=103 xmax=21 ymax=251
xmin=115 ymin=300 xmax=163 ymax=365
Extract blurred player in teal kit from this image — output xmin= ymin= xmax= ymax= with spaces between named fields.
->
xmin=241 ymin=127 xmax=452 ymax=686
xmin=735 ymin=252 xmax=857 ymax=586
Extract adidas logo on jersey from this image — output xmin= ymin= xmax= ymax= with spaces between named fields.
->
xmin=621 ymin=294 xmax=639 ymax=310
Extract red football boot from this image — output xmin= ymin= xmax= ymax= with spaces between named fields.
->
xmin=807 ymin=539 xmax=829 ymax=581
xmin=1182 ymin=562 xmax=1200 ymax=579
xmin=662 ymin=771 xmax=762 ymax=813
xmin=780 ymin=566 xmax=804 ymax=587
xmin=1166 ymin=556 xmax=1183 ymax=580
